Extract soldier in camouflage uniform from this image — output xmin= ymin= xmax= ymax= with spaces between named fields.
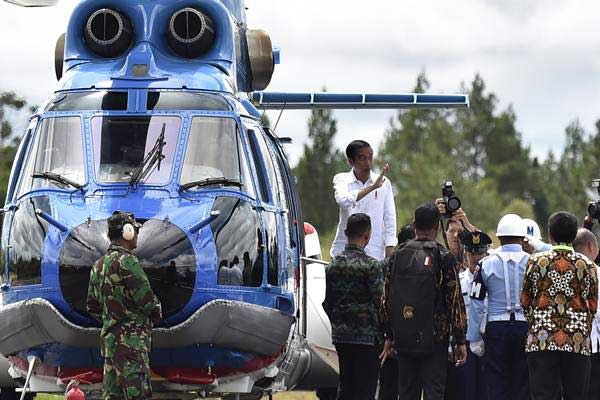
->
xmin=322 ymin=213 xmax=384 ymax=400
xmin=87 ymin=211 xmax=162 ymax=400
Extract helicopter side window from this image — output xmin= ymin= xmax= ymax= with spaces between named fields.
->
xmin=247 ymin=129 xmax=269 ymax=201
xmin=248 ymin=129 xmax=280 ymax=205
xmin=17 ymin=117 xmax=84 ymax=197
xmin=180 ymin=117 xmax=245 ymax=190
xmin=5 ymin=126 xmax=33 ymax=203
xmin=90 ymin=116 xmax=181 ymax=184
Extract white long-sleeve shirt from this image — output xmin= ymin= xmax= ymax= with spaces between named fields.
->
xmin=330 ymin=169 xmax=397 ymax=261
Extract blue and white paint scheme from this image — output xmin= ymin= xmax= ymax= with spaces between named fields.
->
xmin=0 ymin=0 xmax=468 ymax=398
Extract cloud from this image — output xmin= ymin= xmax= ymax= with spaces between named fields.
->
xmin=1 ymin=0 xmax=599 ymax=166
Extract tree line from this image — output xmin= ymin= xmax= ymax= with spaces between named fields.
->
xmin=1 ymin=73 xmax=599 ymax=255
xmin=293 ymin=73 xmax=600 ymax=256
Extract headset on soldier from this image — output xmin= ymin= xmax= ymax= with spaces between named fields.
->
xmin=108 ymin=211 xmax=140 ymax=241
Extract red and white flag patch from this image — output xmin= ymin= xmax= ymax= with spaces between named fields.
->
xmin=424 ymin=256 xmax=432 ymax=267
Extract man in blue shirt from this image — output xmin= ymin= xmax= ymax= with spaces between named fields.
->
xmin=469 ymin=213 xmax=530 ymax=400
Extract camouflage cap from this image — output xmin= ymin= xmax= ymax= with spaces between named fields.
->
xmin=107 ymin=210 xmax=142 ymax=231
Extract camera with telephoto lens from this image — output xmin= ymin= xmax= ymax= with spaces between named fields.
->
xmin=588 ymin=179 xmax=600 ymax=219
xmin=441 ymin=181 xmax=462 ymax=218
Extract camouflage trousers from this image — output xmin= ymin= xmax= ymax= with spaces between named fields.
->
xmin=102 ymin=356 xmax=152 ymax=400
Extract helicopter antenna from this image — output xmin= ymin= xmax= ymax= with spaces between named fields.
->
xmin=273 ymin=102 xmax=287 ymax=133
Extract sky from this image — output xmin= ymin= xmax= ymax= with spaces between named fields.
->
xmin=1 ymin=0 xmax=600 ymax=166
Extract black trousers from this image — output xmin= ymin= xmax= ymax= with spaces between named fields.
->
xmin=396 ymin=343 xmax=448 ymax=400
xmin=335 ymin=343 xmax=380 ymax=400
xmin=528 ymin=350 xmax=591 ymax=400
xmin=445 ymin=342 xmax=487 ymax=400
xmin=589 ymin=353 xmax=600 ymax=400
xmin=484 ymin=321 xmax=529 ymax=400
xmin=378 ymin=357 xmax=398 ymax=400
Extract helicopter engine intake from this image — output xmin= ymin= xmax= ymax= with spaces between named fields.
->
xmin=167 ymin=7 xmax=215 ymax=58
xmin=84 ymin=8 xmax=133 ymax=58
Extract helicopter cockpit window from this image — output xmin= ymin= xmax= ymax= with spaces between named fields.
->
xmin=17 ymin=117 xmax=85 ymax=197
xmin=46 ymin=91 xmax=128 ymax=112
xmin=180 ymin=117 xmax=246 ymax=191
xmin=147 ymin=92 xmax=231 ymax=111
xmin=91 ymin=116 xmax=181 ymax=184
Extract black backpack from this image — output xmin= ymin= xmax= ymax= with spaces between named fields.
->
xmin=388 ymin=239 xmax=442 ymax=354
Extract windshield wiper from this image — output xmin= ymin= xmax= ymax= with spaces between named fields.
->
xmin=179 ymin=177 xmax=243 ymax=191
xmin=129 ymin=123 xmax=166 ymax=187
xmin=32 ymin=171 xmax=84 ymax=191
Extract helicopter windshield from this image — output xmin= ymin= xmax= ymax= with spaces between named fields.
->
xmin=91 ymin=116 xmax=181 ymax=184
xmin=179 ymin=117 xmax=244 ymax=189
xmin=17 ymin=116 xmax=85 ymax=197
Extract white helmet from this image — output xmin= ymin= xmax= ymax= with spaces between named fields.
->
xmin=523 ymin=218 xmax=542 ymax=240
xmin=496 ymin=214 xmax=525 ymax=237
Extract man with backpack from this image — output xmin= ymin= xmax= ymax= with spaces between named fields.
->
xmin=381 ymin=203 xmax=467 ymax=400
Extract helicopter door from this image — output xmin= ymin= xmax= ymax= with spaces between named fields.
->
xmin=1 ymin=123 xmax=35 ymax=289
xmin=246 ymin=127 xmax=288 ymax=294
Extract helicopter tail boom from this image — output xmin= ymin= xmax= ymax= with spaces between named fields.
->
xmin=251 ymin=92 xmax=469 ymax=110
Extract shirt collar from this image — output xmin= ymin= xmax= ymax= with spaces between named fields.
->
xmin=552 ymin=244 xmax=574 ymax=252
xmin=344 ymin=243 xmax=367 ymax=255
xmin=109 ymin=244 xmax=133 ymax=255
xmin=498 ymin=243 xmax=523 ymax=252
xmin=350 ymin=169 xmax=374 ymax=185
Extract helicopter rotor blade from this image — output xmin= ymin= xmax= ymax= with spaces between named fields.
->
xmin=251 ymin=92 xmax=469 ymax=110
xmin=3 ymin=0 xmax=58 ymax=6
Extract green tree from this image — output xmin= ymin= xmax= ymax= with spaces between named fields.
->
xmin=294 ymin=105 xmax=346 ymax=234
xmin=0 ymin=91 xmax=27 ymax=206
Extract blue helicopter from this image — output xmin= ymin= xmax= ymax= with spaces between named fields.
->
xmin=0 ymin=0 xmax=468 ymax=398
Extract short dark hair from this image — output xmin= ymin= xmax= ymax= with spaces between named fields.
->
xmin=397 ymin=224 xmax=416 ymax=245
xmin=414 ymin=203 xmax=440 ymax=230
xmin=548 ymin=211 xmax=578 ymax=244
xmin=346 ymin=140 xmax=371 ymax=160
xmin=345 ymin=213 xmax=371 ymax=239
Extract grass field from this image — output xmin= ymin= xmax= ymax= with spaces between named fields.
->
xmin=267 ymin=393 xmax=317 ymax=399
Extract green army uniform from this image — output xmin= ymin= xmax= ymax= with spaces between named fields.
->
xmin=87 ymin=235 xmax=162 ymax=400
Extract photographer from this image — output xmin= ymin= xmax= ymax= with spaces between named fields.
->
xmin=435 ymin=182 xmax=479 ymax=262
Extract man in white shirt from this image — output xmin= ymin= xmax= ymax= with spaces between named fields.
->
xmin=330 ymin=140 xmax=397 ymax=261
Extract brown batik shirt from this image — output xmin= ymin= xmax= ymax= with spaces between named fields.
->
xmin=521 ymin=245 xmax=598 ymax=355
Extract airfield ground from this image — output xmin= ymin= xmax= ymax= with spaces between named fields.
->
xmin=37 ymin=391 xmax=318 ymax=399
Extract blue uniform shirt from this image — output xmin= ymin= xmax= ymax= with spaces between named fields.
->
xmin=468 ymin=244 xmax=530 ymax=342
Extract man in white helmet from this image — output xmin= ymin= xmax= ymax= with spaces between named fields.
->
xmin=522 ymin=218 xmax=552 ymax=254
xmin=468 ymin=214 xmax=530 ymax=400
